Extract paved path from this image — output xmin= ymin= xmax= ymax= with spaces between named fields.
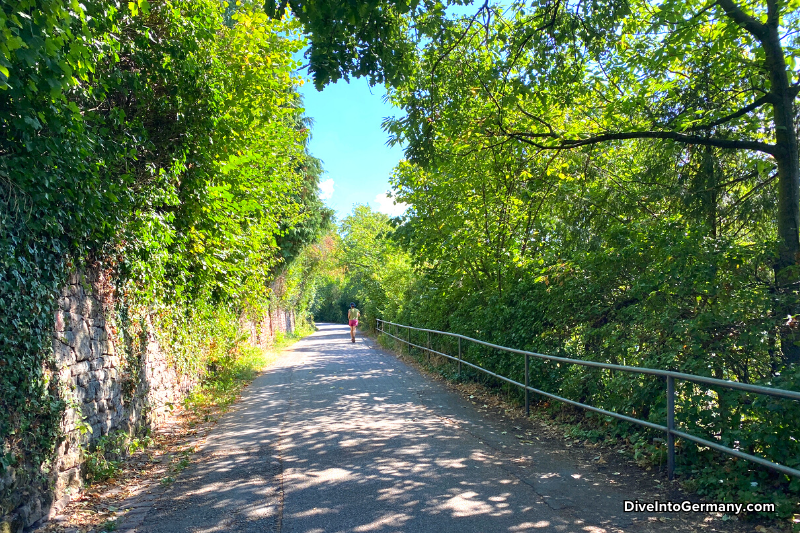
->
xmin=128 ymin=324 xmax=723 ymax=533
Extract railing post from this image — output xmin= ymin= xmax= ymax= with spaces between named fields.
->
xmin=667 ymin=375 xmax=675 ymax=481
xmin=458 ymin=337 xmax=462 ymax=378
xmin=525 ymin=354 xmax=530 ymax=417
xmin=407 ymin=326 xmax=410 ymax=355
xmin=427 ymin=331 xmax=431 ymax=363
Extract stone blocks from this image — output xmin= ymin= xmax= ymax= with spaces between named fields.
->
xmin=3 ymin=270 xmax=295 ymax=531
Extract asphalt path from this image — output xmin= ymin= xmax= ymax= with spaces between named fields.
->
xmin=128 ymin=323 xmax=726 ymax=533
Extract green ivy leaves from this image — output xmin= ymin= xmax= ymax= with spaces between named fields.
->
xmin=1 ymin=0 xmax=323 ymax=514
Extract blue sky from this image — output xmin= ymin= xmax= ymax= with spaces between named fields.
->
xmin=298 ymin=77 xmax=408 ymax=222
xmin=293 ymin=2 xmax=500 ymax=223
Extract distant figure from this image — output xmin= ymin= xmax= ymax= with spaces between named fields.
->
xmin=348 ymin=303 xmax=360 ymax=343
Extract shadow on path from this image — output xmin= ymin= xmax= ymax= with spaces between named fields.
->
xmin=128 ymin=324 xmax=718 ymax=533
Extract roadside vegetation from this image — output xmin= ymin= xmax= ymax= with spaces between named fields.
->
xmin=305 ymin=0 xmax=800 ymax=526
xmin=1 ymin=0 xmax=333 ymax=518
xmin=4 ymin=0 xmax=800 ymax=529
xmin=375 ymin=335 xmax=781 ymax=532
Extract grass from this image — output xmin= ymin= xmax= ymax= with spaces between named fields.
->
xmin=85 ymin=431 xmax=154 ymax=484
xmin=183 ymin=323 xmax=315 ymax=419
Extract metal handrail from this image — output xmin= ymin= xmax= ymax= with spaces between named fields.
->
xmin=376 ymin=318 xmax=800 ymax=480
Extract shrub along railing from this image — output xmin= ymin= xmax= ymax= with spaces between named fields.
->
xmin=376 ymin=319 xmax=800 ymax=481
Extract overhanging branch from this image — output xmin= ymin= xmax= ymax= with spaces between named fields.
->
xmin=558 ymin=131 xmax=776 ymax=154
xmin=504 ymin=130 xmax=777 ymax=155
xmin=716 ymin=0 xmax=768 ymax=40
xmin=687 ymin=93 xmax=775 ymax=131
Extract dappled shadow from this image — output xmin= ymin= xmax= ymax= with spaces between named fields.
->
xmin=138 ymin=323 xmax=662 ymax=533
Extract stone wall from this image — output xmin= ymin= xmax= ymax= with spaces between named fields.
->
xmin=1 ymin=272 xmax=297 ymax=532
xmin=241 ymin=308 xmax=295 ymax=350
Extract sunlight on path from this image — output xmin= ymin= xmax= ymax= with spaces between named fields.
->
xmin=129 ymin=324 xmax=719 ymax=533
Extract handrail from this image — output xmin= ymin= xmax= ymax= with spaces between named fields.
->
xmin=376 ymin=318 xmax=800 ymax=481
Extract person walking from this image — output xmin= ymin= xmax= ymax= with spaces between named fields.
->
xmin=348 ymin=303 xmax=360 ymax=343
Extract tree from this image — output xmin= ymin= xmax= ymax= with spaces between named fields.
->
xmin=337 ymin=205 xmax=415 ymax=327
xmin=386 ymin=0 xmax=800 ymax=364
xmin=264 ymin=0 xmax=424 ymax=89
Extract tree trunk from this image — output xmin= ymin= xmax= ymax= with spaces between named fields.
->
xmin=773 ymin=150 xmax=800 ymax=366
xmin=716 ymin=0 xmax=800 ymax=366
xmin=766 ymin=23 xmax=800 ymax=366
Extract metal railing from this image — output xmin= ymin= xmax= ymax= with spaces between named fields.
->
xmin=376 ymin=319 xmax=800 ymax=481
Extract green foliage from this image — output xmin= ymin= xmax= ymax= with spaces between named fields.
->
xmin=276 ymin=153 xmax=335 ymax=266
xmin=0 ymin=0 xmax=327 ymax=515
xmin=313 ymin=276 xmax=351 ymax=324
xmin=84 ymin=430 xmax=152 ymax=484
xmin=386 ymin=0 xmax=798 ymax=161
xmin=265 ymin=0 xmax=423 ymax=89
xmin=271 ymin=150 xmax=336 ymax=325
xmin=1 ymin=0 xmax=135 ymax=485
xmin=109 ymin=2 xmax=309 ymax=304
xmin=150 ymin=299 xmax=245 ymax=378
xmin=311 ymin=205 xmax=415 ymax=328
xmin=387 ymin=216 xmax=800 ymax=517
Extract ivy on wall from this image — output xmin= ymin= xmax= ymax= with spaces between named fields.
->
xmin=0 ymin=0 xmax=329 ymax=517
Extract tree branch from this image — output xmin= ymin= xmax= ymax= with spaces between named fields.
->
xmin=502 ymin=129 xmax=560 ymax=139
xmin=766 ymin=0 xmax=779 ymax=27
xmin=507 ymin=0 xmax=561 ymax=69
xmin=515 ymin=104 xmax=557 ymax=135
xmin=687 ymin=93 xmax=775 ymax=131
xmin=430 ymin=0 xmax=489 ymax=76
xmin=716 ymin=0 xmax=768 ymax=40
xmin=504 ymin=130 xmax=777 ymax=155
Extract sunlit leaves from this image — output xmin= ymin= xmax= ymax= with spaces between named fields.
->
xmin=375 ymin=0 xmax=799 ymax=514
xmin=266 ymin=0 xmax=422 ymax=89
xmin=335 ymin=205 xmax=415 ymax=326
xmin=0 ymin=0 xmax=315 ymax=499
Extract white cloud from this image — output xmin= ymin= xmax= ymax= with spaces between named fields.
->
xmin=374 ymin=192 xmax=409 ymax=217
xmin=318 ymin=178 xmax=334 ymax=200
